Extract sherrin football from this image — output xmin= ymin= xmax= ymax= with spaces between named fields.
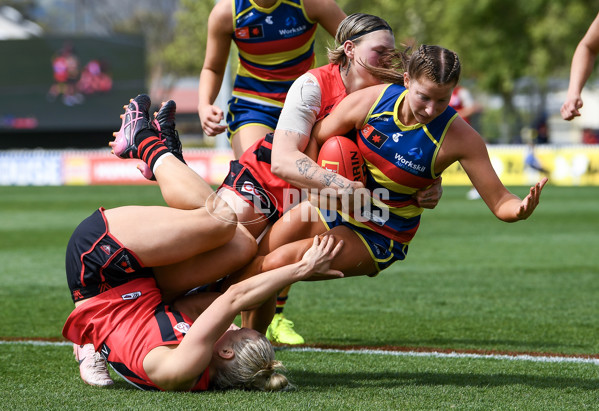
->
xmin=317 ymin=136 xmax=366 ymax=183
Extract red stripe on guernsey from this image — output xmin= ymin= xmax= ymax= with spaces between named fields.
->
xmin=382 ymin=198 xmax=419 ymax=208
xmin=240 ymin=56 xmax=314 ymax=81
xmin=236 ymin=25 xmax=317 ymax=55
xmin=358 ymin=138 xmax=435 ymax=189
xmin=362 ymin=219 xmax=420 ymax=243
xmin=232 ymin=87 xmax=288 ymax=102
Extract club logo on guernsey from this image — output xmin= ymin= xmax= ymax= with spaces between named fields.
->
xmin=174 ymin=322 xmax=191 ymax=334
xmin=235 ymin=25 xmax=264 ymax=39
xmin=361 ymin=124 xmax=389 ymax=149
xmin=121 ymin=291 xmax=141 ymax=300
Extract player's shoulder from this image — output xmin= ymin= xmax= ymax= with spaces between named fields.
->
xmin=210 ymin=0 xmax=233 ymax=22
xmin=303 ymin=0 xmax=343 ymax=19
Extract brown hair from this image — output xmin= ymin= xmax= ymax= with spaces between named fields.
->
xmin=407 ymin=45 xmax=461 ymax=86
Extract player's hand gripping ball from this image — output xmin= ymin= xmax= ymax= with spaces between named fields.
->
xmin=317 ymin=136 xmax=366 ymax=183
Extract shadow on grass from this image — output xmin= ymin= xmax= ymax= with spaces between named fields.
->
xmin=288 ymin=370 xmax=599 ymax=391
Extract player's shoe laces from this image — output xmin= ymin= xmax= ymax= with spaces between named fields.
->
xmin=266 ymin=313 xmax=305 ymax=345
xmin=73 ymin=343 xmax=114 ymax=386
xmin=138 ymin=99 xmax=186 ymax=180
xmin=154 ymin=100 xmax=185 ymax=164
xmin=109 ymin=94 xmax=152 ymax=159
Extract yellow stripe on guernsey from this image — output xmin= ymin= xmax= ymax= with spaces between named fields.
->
xmin=236 ymin=32 xmax=317 ymax=76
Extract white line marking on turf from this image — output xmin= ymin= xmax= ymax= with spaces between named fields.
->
xmin=0 ymin=340 xmax=72 ymax=346
xmin=2 ymin=340 xmax=598 ymax=365
xmin=278 ymin=347 xmax=599 ymax=365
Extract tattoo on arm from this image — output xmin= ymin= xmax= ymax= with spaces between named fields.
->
xmin=296 ymin=158 xmax=318 ymax=180
xmin=296 ymin=157 xmax=346 ymax=188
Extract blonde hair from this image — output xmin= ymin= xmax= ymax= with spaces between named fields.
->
xmin=327 ymin=13 xmax=393 ymax=66
xmin=210 ymin=334 xmax=289 ymax=391
xmin=326 ymin=13 xmax=406 ymax=85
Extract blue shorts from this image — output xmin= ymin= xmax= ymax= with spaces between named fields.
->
xmin=226 ymin=97 xmax=281 ymax=141
xmin=318 ymin=208 xmax=409 ymax=273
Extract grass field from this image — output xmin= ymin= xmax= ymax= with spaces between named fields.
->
xmin=0 ymin=184 xmax=598 ymax=409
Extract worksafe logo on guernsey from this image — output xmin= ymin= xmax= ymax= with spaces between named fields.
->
xmin=361 ymin=124 xmax=389 ymax=149
xmin=235 ymin=24 xmax=264 ymax=39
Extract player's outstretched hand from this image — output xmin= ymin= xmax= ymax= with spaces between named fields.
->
xmin=298 ymin=235 xmax=344 ymax=281
xmin=516 ymin=177 xmax=548 ymax=220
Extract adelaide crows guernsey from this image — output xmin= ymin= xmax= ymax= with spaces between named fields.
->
xmin=232 ymin=0 xmax=317 ymax=107
xmin=342 ymin=83 xmax=458 ymax=244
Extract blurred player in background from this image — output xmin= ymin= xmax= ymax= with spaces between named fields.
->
xmin=561 ymin=12 xmax=599 ymax=121
xmin=199 ymin=0 xmax=346 ymax=157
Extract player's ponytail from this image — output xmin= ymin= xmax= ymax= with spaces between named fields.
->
xmin=210 ymin=334 xmax=290 ymax=391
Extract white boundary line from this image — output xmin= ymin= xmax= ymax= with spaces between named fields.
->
xmin=278 ymin=347 xmax=599 ymax=365
xmin=2 ymin=340 xmax=598 ymax=365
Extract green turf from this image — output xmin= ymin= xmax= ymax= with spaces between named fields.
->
xmin=0 ymin=184 xmax=598 ymax=409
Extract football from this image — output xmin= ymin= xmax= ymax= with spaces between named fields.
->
xmin=317 ymin=136 xmax=366 ymax=183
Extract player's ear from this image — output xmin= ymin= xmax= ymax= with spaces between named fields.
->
xmin=343 ymin=40 xmax=355 ymax=60
xmin=218 ymin=347 xmax=235 ymax=360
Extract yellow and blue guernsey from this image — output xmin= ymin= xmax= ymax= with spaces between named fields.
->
xmin=231 ymin=0 xmax=317 ymax=107
xmin=341 ymin=83 xmax=458 ymax=247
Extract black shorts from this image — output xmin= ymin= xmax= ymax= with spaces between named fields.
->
xmin=220 ymin=160 xmax=282 ymax=225
xmin=65 ymin=208 xmax=154 ymax=303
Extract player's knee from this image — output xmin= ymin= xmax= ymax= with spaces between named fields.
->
xmin=262 ymin=240 xmax=310 ymax=272
xmin=205 ymin=200 xmax=238 ymax=239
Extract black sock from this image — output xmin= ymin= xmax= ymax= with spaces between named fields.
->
xmin=135 ymin=129 xmax=169 ymax=171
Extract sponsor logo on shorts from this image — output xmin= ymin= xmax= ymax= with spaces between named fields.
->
xmin=241 ymin=181 xmax=268 ymax=206
xmin=121 ymin=291 xmax=141 ymax=300
xmin=100 ymin=245 xmax=111 ymax=255
xmin=174 ymin=322 xmax=191 ymax=334
xmin=115 ymin=254 xmax=135 ymax=274
xmin=208 ymin=185 xmax=279 ymax=226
